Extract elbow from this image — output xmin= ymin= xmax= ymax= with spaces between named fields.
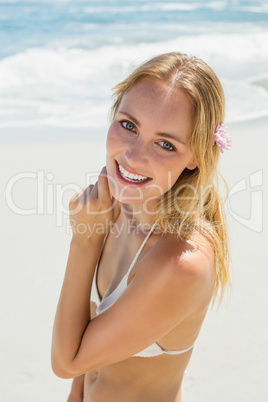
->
xmin=51 ymin=347 xmax=98 ymax=378
xmin=51 ymin=354 xmax=91 ymax=379
xmin=51 ymin=360 xmax=74 ymax=379
xmin=52 ymin=368 xmax=73 ymax=379
xmin=51 ymin=344 xmax=77 ymax=378
xmin=51 ymin=352 xmax=79 ymax=379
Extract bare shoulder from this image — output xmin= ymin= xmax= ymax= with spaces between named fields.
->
xmin=149 ymin=230 xmax=214 ymax=275
xmin=143 ymin=231 xmax=216 ymax=310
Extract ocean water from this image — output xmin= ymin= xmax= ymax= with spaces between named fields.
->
xmin=0 ymin=0 xmax=268 ymax=132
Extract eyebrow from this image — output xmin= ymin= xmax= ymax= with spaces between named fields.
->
xmin=118 ymin=111 xmax=186 ymax=145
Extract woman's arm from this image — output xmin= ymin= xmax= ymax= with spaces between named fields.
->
xmin=51 ymin=168 xmax=119 ymax=378
xmin=52 ymin=237 xmax=104 ymax=378
xmin=66 ymin=302 xmax=98 ymax=402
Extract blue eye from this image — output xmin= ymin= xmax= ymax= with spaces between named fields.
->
xmin=121 ymin=121 xmax=136 ymax=131
xmin=159 ymin=141 xmax=175 ymax=152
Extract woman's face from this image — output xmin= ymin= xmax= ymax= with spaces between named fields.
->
xmin=106 ymin=79 xmax=196 ymax=210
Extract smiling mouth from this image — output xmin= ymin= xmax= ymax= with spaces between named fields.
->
xmin=117 ymin=162 xmax=152 ymax=183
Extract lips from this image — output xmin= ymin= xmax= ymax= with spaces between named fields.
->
xmin=116 ymin=161 xmax=152 ymax=185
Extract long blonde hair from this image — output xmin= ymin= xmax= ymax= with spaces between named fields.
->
xmin=110 ymin=52 xmax=230 ymax=305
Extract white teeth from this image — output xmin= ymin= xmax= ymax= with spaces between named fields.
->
xmin=118 ymin=164 xmax=149 ymax=183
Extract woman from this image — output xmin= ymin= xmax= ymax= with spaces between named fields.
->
xmin=51 ymin=52 xmax=231 ymax=402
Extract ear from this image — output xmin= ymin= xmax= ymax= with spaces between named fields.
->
xmin=186 ymin=158 xmax=197 ymax=170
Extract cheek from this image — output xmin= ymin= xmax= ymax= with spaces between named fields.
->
xmin=158 ymin=163 xmax=184 ymax=185
xmin=106 ymin=124 xmax=123 ymax=154
xmin=106 ymin=127 xmax=114 ymax=151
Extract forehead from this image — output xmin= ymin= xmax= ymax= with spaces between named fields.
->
xmin=118 ymin=79 xmax=193 ymax=137
xmin=120 ymin=79 xmax=192 ymax=114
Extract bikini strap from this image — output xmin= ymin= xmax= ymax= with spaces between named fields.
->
xmin=126 ymin=222 xmax=157 ymax=277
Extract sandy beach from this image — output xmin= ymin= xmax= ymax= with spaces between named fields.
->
xmin=0 ymin=116 xmax=267 ymax=402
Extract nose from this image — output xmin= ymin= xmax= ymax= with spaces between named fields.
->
xmin=124 ymin=139 xmax=148 ymax=167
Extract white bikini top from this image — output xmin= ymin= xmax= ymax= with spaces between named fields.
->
xmin=91 ymin=222 xmax=194 ymax=358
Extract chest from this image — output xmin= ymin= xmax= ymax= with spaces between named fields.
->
xmin=96 ymin=232 xmax=141 ymax=301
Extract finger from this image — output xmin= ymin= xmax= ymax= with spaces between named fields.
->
xmin=111 ymin=197 xmax=121 ymax=222
xmin=70 ymin=187 xmax=85 ymax=202
xmin=97 ymin=166 xmax=111 ymax=201
xmin=76 ymin=184 xmax=94 ymax=204
xmin=69 ymin=187 xmax=85 ymax=211
xmin=88 ymin=180 xmax=98 ymax=200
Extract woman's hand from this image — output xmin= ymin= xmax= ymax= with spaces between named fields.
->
xmin=69 ymin=167 xmax=120 ymax=246
xmin=67 ymin=393 xmax=83 ymax=402
xmin=67 ymin=396 xmax=83 ymax=402
xmin=67 ymin=374 xmax=84 ymax=402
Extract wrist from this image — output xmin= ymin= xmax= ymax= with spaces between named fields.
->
xmin=70 ymin=375 xmax=84 ymax=398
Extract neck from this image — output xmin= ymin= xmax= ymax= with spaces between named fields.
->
xmin=120 ymin=201 xmax=157 ymax=233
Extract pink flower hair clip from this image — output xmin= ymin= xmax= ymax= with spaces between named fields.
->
xmin=213 ymin=124 xmax=231 ymax=153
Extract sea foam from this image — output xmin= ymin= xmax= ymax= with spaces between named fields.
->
xmin=0 ymin=29 xmax=268 ymax=129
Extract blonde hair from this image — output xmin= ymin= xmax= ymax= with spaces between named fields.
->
xmin=110 ymin=52 xmax=230 ymax=305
